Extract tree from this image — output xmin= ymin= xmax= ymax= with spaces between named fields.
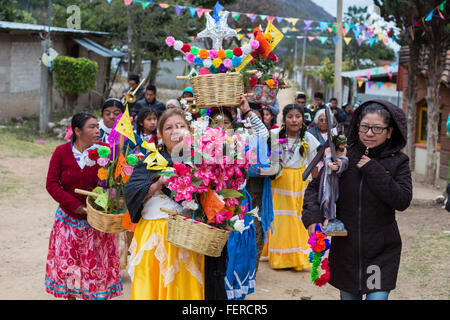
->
xmin=0 ymin=0 xmax=36 ymax=23
xmin=312 ymin=56 xmax=354 ymax=99
xmin=343 ymin=6 xmax=395 ymax=69
xmin=374 ymin=0 xmax=450 ymax=185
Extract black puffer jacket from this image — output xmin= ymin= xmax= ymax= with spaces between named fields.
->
xmin=302 ymin=100 xmax=412 ymax=295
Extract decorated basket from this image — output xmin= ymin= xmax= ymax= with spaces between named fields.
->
xmin=164 ymin=209 xmax=230 ymax=257
xmin=189 ymin=72 xmax=244 ymax=108
xmin=247 ymin=84 xmax=279 ymax=106
xmin=86 ymin=196 xmax=127 ymax=234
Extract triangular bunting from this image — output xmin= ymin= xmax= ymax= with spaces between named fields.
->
xmin=308 ymin=36 xmax=315 ymax=42
xmin=357 ymin=37 xmax=364 ymax=46
xmin=267 ymin=16 xmax=275 ymax=23
xmin=276 ymin=16 xmax=284 ymax=24
xmin=319 ymin=36 xmax=328 ymax=44
xmin=332 ymin=37 xmax=339 ymax=45
xmin=285 ymin=18 xmax=299 ymax=26
xmin=358 ymin=80 xmax=364 ymax=88
xmin=189 ymin=7 xmax=196 ymax=18
xmin=159 ymin=3 xmax=170 ymax=8
xmin=197 ymin=8 xmax=205 ymax=18
xmin=260 ymin=14 xmax=267 ymax=21
xmin=344 ymin=37 xmax=352 ymax=45
xmin=377 ymin=81 xmax=382 ymax=88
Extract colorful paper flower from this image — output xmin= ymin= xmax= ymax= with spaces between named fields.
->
xmin=186 ymin=53 xmax=195 ymax=64
xmin=223 ymin=58 xmax=233 ymax=69
xmin=250 ymin=40 xmax=260 ymax=49
xmin=97 ymin=146 xmax=111 ymax=158
xmin=203 ymin=58 xmax=212 ymax=68
xmin=199 ymin=49 xmax=209 ymax=59
xmin=199 ymin=68 xmax=211 ymax=75
xmin=232 ymin=56 xmax=241 ymax=67
xmin=209 ymin=49 xmax=218 ymax=59
xmin=190 ymin=46 xmax=200 ymax=55
xmin=249 ymin=76 xmax=257 ymax=87
xmin=181 ymin=43 xmax=191 ymax=53
xmin=88 ymin=149 xmax=99 ymax=161
xmin=97 ymin=168 xmax=108 ymax=180
xmin=225 ymin=49 xmax=234 ymax=59
xmin=97 ymin=157 xmax=109 ymax=167
xmin=126 ymin=154 xmax=138 ymax=166
xmin=174 ymin=40 xmax=183 ymax=51
xmin=212 ymin=58 xmax=223 ymax=69
xmin=194 ymin=57 xmax=203 ymax=66
xmin=233 ymin=47 xmax=243 ymax=57
xmin=217 ymin=49 xmax=226 ymax=60
xmin=165 ymin=36 xmax=175 ymax=47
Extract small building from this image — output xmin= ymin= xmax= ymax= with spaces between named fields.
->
xmin=0 ymin=20 xmax=125 ymax=121
xmin=397 ymin=45 xmax=450 ymax=180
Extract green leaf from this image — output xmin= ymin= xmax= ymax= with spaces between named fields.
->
xmin=158 ymin=171 xmax=177 ymax=177
xmin=191 ymin=176 xmax=203 ymax=188
xmin=217 ymin=189 xmax=244 ymax=199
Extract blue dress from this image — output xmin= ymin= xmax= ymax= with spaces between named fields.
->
xmin=225 ymin=189 xmax=257 ymax=300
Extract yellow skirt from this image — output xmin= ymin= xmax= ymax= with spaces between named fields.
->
xmin=128 ymin=218 xmax=205 ymax=300
xmin=265 ymin=167 xmax=312 ymax=271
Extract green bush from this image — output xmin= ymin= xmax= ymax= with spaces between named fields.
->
xmin=52 ymin=56 xmax=98 ymax=94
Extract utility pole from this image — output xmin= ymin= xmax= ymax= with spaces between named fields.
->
xmin=334 ymin=0 xmax=343 ymax=105
xmin=293 ymin=37 xmax=298 ymax=84
xmin=299 ymin=30 xmax=307 ymax=90
xmin=40 ymin=0 xmax=52 ymax=133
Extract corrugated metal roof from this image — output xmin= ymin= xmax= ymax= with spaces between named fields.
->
xmin=73 ymin=38 xmax=125 ymax=58
xmin=0 ymin=20 xmax=108 ymax=35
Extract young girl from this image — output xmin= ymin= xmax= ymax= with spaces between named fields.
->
xmin=136 ymin=107 xmax=158 ymax=145
xmin=265 ymin=104 xmax=320 ymax=271
xmin=262 ymin=107 xmax=279 ymax=130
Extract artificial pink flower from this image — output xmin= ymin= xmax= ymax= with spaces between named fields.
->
xmin=169 ymin=176 xmax=198 ymax=202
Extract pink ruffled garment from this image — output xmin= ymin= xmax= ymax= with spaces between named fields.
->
xmin=44 ymin=207 xmax=123 ymax=300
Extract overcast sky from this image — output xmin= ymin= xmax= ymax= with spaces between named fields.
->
xmin=311 ymin=0 xmax=376 ymax=17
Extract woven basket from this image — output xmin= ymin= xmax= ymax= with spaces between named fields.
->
xmin=86 ymin=197 xmax=127 ymax=234
xmin=190 ymin=72 xmax=244 ymax=108
xmin=166 ymin=213 xmax=230 ymax=257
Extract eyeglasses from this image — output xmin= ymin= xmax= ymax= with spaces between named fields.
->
xmin=359 ymin=124 xmax=388 ymax=134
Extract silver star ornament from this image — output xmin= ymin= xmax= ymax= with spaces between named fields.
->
xmin=197 ymin=11 xmax=237 ymax=50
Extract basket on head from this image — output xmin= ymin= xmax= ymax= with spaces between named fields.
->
xmin=166 ymin=213 xmax=230 ymax=257
xmin=247 ymin=84 xmax=279 ymax=106
xmin=190 ymin=72 xmax=244 ymax=108
xmin=86 ymin=197 xmax=127 ymax=234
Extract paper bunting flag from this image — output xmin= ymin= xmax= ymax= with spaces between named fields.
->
xmin=276 ymin=16 xmax=284 ymax=24
xmin=266 ymin=16 xmax=275 ymax=23
xmin=332 ymin=37 xmax=339 ymax=45
xmin=357 ymin=80 xmax=364 ymax=88
xmin=175 ymin=5 xmax=184 ymax=16
xmin=197 ymin=8 xmax=205 ymax=18
xmin=357 ymin=37 xmax=363 ymax=46
xmin=425 ymin=9 xmax=434 ymax=22
xmin=189 ymin=7 xmax=196 ymax=18
xmin=367 ymin=81 xmax=373 ymax=88
xmin=285 ymin=18 xmax=299 ymax=26
xmin=377 ymin=81 xmax=382 ymax=89
xmin=304 ymin=20 xmax=313 ymax=30
xmin=342 ymin=27 xmax=347 ymax=37
xmin=308 ymin=36 xmax=315 ymax=42
xmin=319 ymin=21 xmax=329 ymax=32
xmin=319 ymin=36 xmax=328 ymax=44
xmin=124 ymin=0 xmax=132 ymax=6
xmin=375 ymin=68 xmax=380 ymax=75
xmin=366 ymin=72 xmax=371 ymax=80
xmin=354 ymin=30 xmax=361 ymax=38
xmin=389 ymin=71 xmax=393 ymax=79
xmin=344 ymin=37 xmax=352 ymax=45
xmin=385 ymin=82 xmax=392 ymax=88
xmin=260 ymin=14 xmax=267 ymax=21
xmin=114 ymin=106 xmax=136 ymax=145
xmin=232 ymin=12 xmax=240 ymax=21
xmin=359 ymin=25 xmax=366 ymax=32
xmin=292 ymin=27 xmax=298 ymax=32
xmin=212 ymin=1 xmax=224 ymax=22
xmin=159 ymin=3 xmax=170 ymax=9
xmin=296 ymin=36 xmax=304 ymax=39
xmin=247 ymin=13 xmax=258 ymax=22
xmin=382 ymin=37 xmax=388 ymax=45
xmin=141 ymin=1 xmax=152 ymax=9
xmin=383 ymin=65 xmax=389 ymax=72
xmin=368 ymin=37 xmax=376 ymax=47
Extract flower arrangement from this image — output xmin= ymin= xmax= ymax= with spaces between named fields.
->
xmin=159 ymin=118 xmax=257 ymax=232
xmin=88 ymin=140 xmax=143 ymax=214
xmin=308 ymin=225 xmax=331 ymax=287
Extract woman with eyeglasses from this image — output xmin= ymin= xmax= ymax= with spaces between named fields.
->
xmin=302 ymin=100 xmax=412 ymax=300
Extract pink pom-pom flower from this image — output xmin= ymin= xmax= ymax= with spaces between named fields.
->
xmin=165 ymin=36 xmax=175 ymax=47
xmin=185 ymin=53 xmax=195 ymax=64
xmin=209 ymin=49 xmax=218 ymax=59
xmin=199 ymin=68 xmax=211 ymax=75
xmin=223 ymin=58 xmax=233 ymax=69
xmin=250 ymin=40 xmax=260 ymax=50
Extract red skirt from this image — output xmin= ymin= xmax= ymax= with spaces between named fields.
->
xmin=44 ymin=207 xmax=123 ymax=300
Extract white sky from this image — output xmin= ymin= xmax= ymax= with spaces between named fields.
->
xmin=311 ymin=0 xmax=376 ymax=17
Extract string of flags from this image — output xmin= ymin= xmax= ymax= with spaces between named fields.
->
xmin=104 ymin=0 xmax=415 ymax=47
xmin=349 ymin=62 xmax=398 ymax=89
xmin=404 ymin=0 xmax=447 ymax=40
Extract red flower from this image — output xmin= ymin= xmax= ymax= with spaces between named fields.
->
xmin=249 ymin=77 xmax=257 ymax=87
xmin=268 ymin=52 xmax=278 ymax=62
xmin=181 ymin=43 xmax=191 ymax=53
xmin=250 ymin=51 xmax=258 ymax=58
xmin=88 ymin=149 xmax=99 ymax=161
xmin=233 ymin=47 xmax=243 ymax=57
xmin=98 ymin=141 xmax=110 ymax=147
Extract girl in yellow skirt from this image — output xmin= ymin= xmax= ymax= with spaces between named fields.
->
xmin=124 ymin=109 xmax=204 ymax=300
xmin=264 ymin=104 xmax=320 ymax=271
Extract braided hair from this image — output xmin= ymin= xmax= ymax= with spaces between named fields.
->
xmin=279 ymin=104 xmax=308 ymax=157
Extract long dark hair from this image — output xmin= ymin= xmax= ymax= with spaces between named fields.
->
xmin=262 ymin=107 xmax=277 ymax=128
xmin=71 ymin=112 xmax=97 ymax=143
xmin=136 ymin=107 xmax=158 ymax=136
xmin=279 ymin=104 xmax=307 ymax=157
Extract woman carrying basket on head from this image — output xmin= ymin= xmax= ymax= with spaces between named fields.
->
xmin=45 ymin=112 xmax=123 ymax=300
xmin=124 ymin=108 xmax=205 ymax=300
